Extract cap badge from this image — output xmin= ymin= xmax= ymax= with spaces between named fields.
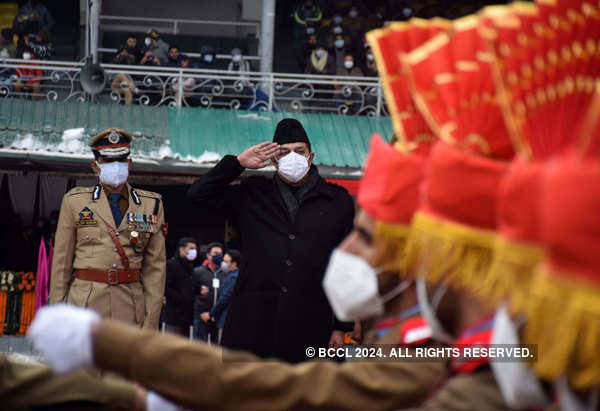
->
xmin=108 ymin=129 xmax=120 ymax=144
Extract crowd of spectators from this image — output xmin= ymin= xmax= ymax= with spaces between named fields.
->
xmin=162 ymin=237 xmax=241 ymax=345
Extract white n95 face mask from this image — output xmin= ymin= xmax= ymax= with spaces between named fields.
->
xmin=97 ymin=161 xmax=129 ymax=187
xmin=144 ymin=37 xmax=151 ymax=46
xmin=277 ymin=151 xmax=309 ymax=183
xmin=416 ymin=277 xmax=454 ymax=344
xmin=323 ymin=249 xmax=412 ymax=321
xmin=490 ymin=304 xmax=549 ymax=410
xmin=185 ymin=249 xmax=197 ymax=261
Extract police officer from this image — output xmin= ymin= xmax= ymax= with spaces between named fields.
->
xmin=49 ymin=128 xmax=166 ymax=329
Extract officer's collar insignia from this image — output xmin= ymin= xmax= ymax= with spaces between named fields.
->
xmin=130 ymin=187 xmax=141 ymax=205
xmin=92 ymin=184 xmax=101 ymax=200
xmin=76 ymin=207 xmax=98 ymax=226
xmin=108 ymin=129 xmax=121 ymax=144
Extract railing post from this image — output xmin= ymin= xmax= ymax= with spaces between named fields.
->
xmin=177 ymin=69 xmax=183 ymax=107
xmin=268 ymin=72 xmax=274 ymax=111
xmin=376 ymin=78 xmax=383 ymax=116
xmin=173 ymin=20 xmax=179 ymax=35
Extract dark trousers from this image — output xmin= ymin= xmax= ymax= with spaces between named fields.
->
xmin=165 ymin=323 xmax=191 ymax=338
xmin=194 ymin=318 xmax=218 ymax=344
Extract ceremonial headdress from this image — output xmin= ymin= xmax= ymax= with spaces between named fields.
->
xmin=354 ymin=20 xmax=447 ymax=272
xmin=89 ymin=128 xmax=133 ymax=160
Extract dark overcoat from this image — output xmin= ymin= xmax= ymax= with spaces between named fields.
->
xmin=163 ymin=255 xmax=196 ymax=327
xmin=188 ymin=155 xmax=354 ymax=362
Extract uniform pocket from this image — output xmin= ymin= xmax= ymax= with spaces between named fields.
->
xmin=76 ymin=226 xmax=101 ymax=258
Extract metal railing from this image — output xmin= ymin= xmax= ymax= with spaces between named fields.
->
xmin=0 ymin=59 xmax=387 ymax=116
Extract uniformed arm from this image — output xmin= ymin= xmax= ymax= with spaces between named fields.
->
xmin=141 ymin=198 xmax=166 ymax=329
xmin=94 ymin=320 xmax=445 ymax=411
xmin=186 ymin=155 xmax=245 ymax=216
xmin=420 ymin=369 xmax=509 ymax=411
xmin=210 ymin=273 xmax=236 ymax=319
xmin=49 ymin=194 xmax=76 ymax=304
xmin=0 ymin=354 xmax=138 ymax=409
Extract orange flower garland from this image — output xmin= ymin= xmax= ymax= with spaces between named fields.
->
xmin=17 ymin=272 xmax=36 ymax=336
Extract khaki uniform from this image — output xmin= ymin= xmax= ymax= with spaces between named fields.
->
xmin=92 ymin=319 xmax=447 ymax=411
xmin=50 ymin=183 xmax=166 ymax=329
xmin=0 ymin=354 xmax=137 ymax=410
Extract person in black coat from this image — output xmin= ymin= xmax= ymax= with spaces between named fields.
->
xmin=187 ymin=118 xmax=355 ymax=363
xmin=163 ymin=237 xmax=198 ymax=337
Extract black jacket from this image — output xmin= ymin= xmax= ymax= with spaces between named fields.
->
xmin=163 ymin=255 xmax=197 ymax=326
xmin=193 ymin=264 xmax=227 ymax=316
xmin=188 ymin=155 xmax=354 ymax=363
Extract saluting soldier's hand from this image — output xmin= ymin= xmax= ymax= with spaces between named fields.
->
xmin=237 ymin=141 xmax=280 ymax=169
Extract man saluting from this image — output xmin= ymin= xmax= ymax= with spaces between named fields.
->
xmin=49 ymin=128 xmax=166 ymax=329
xmin=188 ymin=118 xmax=354 ymax=363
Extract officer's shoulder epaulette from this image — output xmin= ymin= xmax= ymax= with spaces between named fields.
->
xmin=65 ymin=186 xmax=95 ymax=196
xmin=134 ymin=189 xmax=162 ymax=200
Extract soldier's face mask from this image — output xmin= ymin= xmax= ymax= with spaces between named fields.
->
xmin=416 ymin=278 xmax=454 ymax=344
xmin=323 ymin=248 xmax=412 ymax=321
xmin=96 ymin=161 xmax=129 ymax=187
xmin=490 ymin=304 xmax=549 ymax=409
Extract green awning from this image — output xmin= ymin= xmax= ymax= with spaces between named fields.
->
xmin=0 ymin=98 xmax=393 ymax=173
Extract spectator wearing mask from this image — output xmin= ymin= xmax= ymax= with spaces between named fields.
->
xmin=193 ymin=242 xmax=227 ymax=343
xmin=325 ymin=24 xmax=350 ymax=51
xmin=337 ymin=52 xmax=362 ymax=77
xmin=305 ymin=44 xmax=335 ymax=75
xmin=335 ymin=51 xmax=362 ymax=113
xmin=111 ymin=47 xmax=139 ymax=105
xmin=163 ymin=237 xmax=198 ymax=337
xmin=293 ymin=0 xmax=322 ymax=73
xmin=124 ymin=34 xmax=142 ymax=63
xmin=360 ymin=46 xmax=377 ymax=77
xmin=330 ymin=33 xmax=350 ymax=73
xmin=166 ymin=45 xmax=181 ymax=67
xmin=343 ymin=5 xmax=364 ymax=34
xmin=143 ymin=29 xmax=169 ymax=65
xmin=227 ymin=48 xmax=251 ymax=73
xmin=0 ymin=28 xmax=16 ymax=59
xmin=202 ymin=249 xmax=241 ymax=344
xmin=198 ymin=45 xmax=217 ymax=69
xmin=15 ymin=49 xmax=42 ymax=99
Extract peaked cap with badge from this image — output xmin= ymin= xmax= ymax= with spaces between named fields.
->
xmin=49 ymin=128 xmax=166 ymax=329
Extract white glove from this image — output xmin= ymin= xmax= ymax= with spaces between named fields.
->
xmin=27 ymin=304 xmax=101 ymax=374
xmin=146 ymin=391 xmax=185 ymax=411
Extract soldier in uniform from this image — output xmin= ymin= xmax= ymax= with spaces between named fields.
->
xmin=49 ymin=128 xmax=166 ymax=329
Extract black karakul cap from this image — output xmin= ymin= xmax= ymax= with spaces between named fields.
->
xmin=273 ymin=118 xmax=311 ymax=151
xmin=89 ymin=128 xmax=133 ymax=159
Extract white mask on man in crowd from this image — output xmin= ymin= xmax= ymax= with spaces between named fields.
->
xmin=277 ymin=151 xmax=309 ymax=183
xmin=97 ymin=161 xmax=129 ymax=187
xmin=349 ymin=10 xmax=358 ymax=18
xmin=367 ymin=53 xmax=375 ymax=62
xmin=306 ymin=27 xmax=316 ymax=35
xmin=144 ymin=37 xmax=152 ymax=47
xmin=23 ymin=52 xmax=32 ymax=60
xmin=334 ymin=16 xmax=343 ymax=24
xmin=335 ymin=39 xmax=345 ymax=49
xmin=232 ymin=54 xmax=242 ymax=63
xmin=416 ymin=278 xmax=453 ymax=343
xmin=333 ymin=26 xmax=343 ymax=34
xmin=185 ymin=249 xmax=197 ymax=261
xmin=315 ymin=49 xmax=325 ymax=59
xmin=220 ymin=261 xmax=230 ymax=273
xmin=203 ymin=54 xmax=213 ymax=63
xmin=323 ymin=249 xmax=412 ymax=321
xmin=490 ymin=305 xmax=549 ymax=410
xmin=344 ymin=60 xmax=354 ymax=69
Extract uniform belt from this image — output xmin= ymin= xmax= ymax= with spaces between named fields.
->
xmin=75 ymin=269 xmax=140 ymax=285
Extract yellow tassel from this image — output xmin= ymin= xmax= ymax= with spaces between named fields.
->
xmin=404 ymin=212 xmax=497 ymax=298
xmin=522 ymin=265 xmax=600 ymax=390
xmin=481 ymin=237 xmax=545 ymax=312
xmin=372 ymin=222 xmax=410 ymax=272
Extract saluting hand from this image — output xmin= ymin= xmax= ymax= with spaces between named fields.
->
xmin=237 ymin=141 xmax=280 ymax=170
